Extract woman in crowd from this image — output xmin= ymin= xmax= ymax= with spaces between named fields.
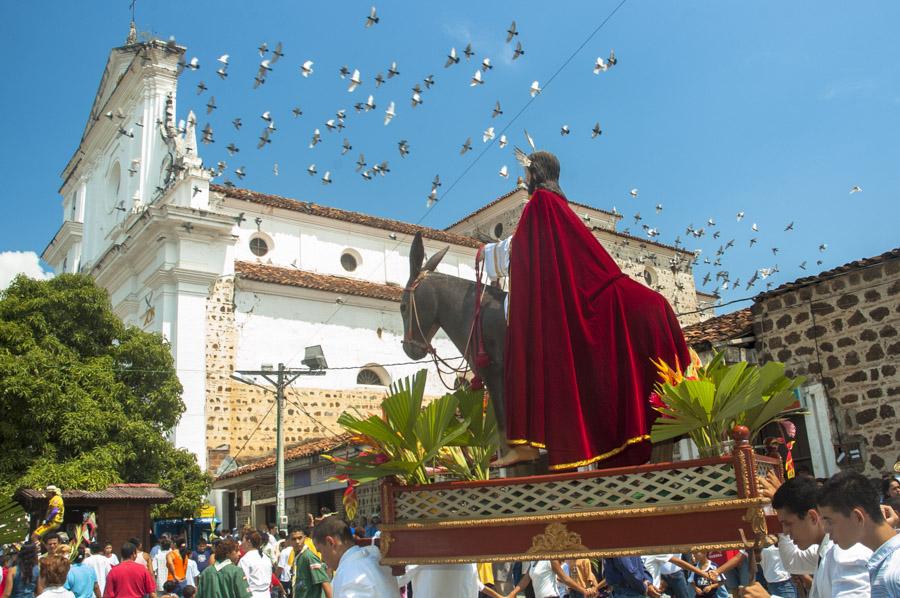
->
xmin=4 ymin=542 xmax=42 ymax=598
xmin=238 ymin=532 xmax=272 ymax=598
xmin=36 ymin=555 xmax=73 ymax=598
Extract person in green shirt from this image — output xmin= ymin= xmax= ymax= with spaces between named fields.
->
xmin=196 ymin=537 xmax=252 ymax=598
xmin=292 ymin=527 xmax=333 ymax=598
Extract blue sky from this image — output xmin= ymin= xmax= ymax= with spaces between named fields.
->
xmin=1 ymin=1 xmax=898 ymax=311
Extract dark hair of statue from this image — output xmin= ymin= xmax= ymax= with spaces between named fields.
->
xmin=525 ymin=151 xmax=566 ymax=199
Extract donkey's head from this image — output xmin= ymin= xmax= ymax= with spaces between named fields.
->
xmin=401 ymin=232 xmax=449 ymax=360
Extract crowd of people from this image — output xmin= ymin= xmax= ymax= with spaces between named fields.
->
xmin=1 ymin=471 xmax=898 ymax=598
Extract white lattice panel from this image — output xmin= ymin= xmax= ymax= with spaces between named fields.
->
xmin=394 ymin=463 xmax=738 ymax=521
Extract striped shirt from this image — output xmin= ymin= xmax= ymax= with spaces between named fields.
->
xmin=867 ymin=532 xmax=900 ymax=598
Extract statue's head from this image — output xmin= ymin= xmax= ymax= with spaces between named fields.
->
xmin=521 ymin=150 xmax=566 ymax=199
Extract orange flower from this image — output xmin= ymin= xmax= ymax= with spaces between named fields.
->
xmin=651 ymin=356 xmax=684 ymax=386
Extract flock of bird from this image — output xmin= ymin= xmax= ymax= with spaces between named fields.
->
xmin=140 ymin=5 xmax=852 ymax=304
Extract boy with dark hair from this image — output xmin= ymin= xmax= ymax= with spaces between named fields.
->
xmin=741 ymin=475 xmax=871 ymax=598
xmin=312 ymin=518 xmax=398 ymax=597
xmin=818 ymin=470 xmax=900 ymax=596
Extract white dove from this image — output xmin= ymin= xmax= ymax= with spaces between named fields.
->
xmin=499 ymin=165 xmax=509 ymax=178
xmin=300 ymin=60 xmax=314 ymax=77
xmin=348 ymin=69 xmax=362 ymax=92
xmin=593 ymin=57 xmax=608 ymax=74
xmin=384 ymin=101 xmax=395 ymax=125
xmin=471 ymin=70 xmax=484 ymax=87
xmin=483 ymin=127 xmax=495 ymax=143
xmin=529 ymin=80 xmax=541 ymax=97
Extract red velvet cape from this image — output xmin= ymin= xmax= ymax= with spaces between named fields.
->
xmin=505 ymin=189 xmax=690 ymax=470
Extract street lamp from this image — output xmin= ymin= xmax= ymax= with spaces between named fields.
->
xmin=230 ymin=345 xmax=327 ymax=533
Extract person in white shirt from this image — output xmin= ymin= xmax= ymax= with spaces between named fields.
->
xmin=311 ymin=517 xmax=399 ymax=598
xmin=102 ymin=543 xmax=120 ymax=567
xmin=742 ymin=475 xmax=871 ymax=598
xmin=239 ymin=531 xmax=274 ymax=598
xmin=82 ymin=542 xmax=112 ymax=595
xmin=507 ymin=560 xmax=598 ymax=598
xmin=759 ymin=543 xmax=796 ymax=598
xmin=36 ymin=555 xmax=76 ymax=598
xmin=183 ymin=557 xmax=200 ymax=588
xmin=397 ymin=563 xmax=505 ymax=598
xmin=275 ymin=534 xmax=295 ymax=596
xmin=152 ymin=537 xmax=172 ymax=592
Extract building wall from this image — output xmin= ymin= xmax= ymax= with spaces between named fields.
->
xmin=751 ymin=258 xmax=900 ymax=475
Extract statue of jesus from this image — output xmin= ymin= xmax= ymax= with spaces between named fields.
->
xmin=485 ymin=149 xmax=690 ymax=470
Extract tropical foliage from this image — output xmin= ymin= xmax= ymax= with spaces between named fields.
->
xmin=326 ymin=370 xmax=500 ymax=486
xmin=0 ymin=274 xmax=210 ymax=517
xmin=0 ymin=497 xmax=29 ymax=544
xmin=649 ymin=351 xmax=805 ymax=457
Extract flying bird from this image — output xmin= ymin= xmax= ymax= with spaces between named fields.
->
xmin=849 ymin=185 xmax=862 ymax=194
xmin=348 ymin=69 xmax=362 ymax=92
xmin=560 ymin=125 xmax=570 ymax=136
xmin=498 ymin=134 xmax=508 ymax=148
xmin=273 ymin=162 xmax=279 ymax=176
xmin=593 ymin=57 xmax=608 ymax=74
xmin=529 ymin=80 xmax=541 ymax=97
xmin=365 ymin=6 xmax=379 ymax=27
xmin=356 ymin=154 xmax=367 ymax=172
xmin=655 ymin=204 xmax=663 ymax=214
xmin=300 ymin=60 xmax=314 ymax=77
xmin=630 ymin=188 xmax=638 ymax=198
xmin=206 ymin=96 xmax=216 ymax=114
xmin=506 ymin=20 xmax=518 ymax=42
xmin=235 ymin=166 xmax=246 ymax=179
xmin=398 ymin=139 xmax=410 ymax=158
xmin=483 ymin=127 xmax=495 ymax=143
xmin=499 ymin=165 xmax=509 ymax=178
xmin=271 ymin=42 xmax=284 ymax=63
xmin=464 ymin=43 xmax=474 ymax=60
xmin=217 ymin=54 xmax=229 ymax=65
xmin=292 ymin=106 xmax=303 ymax=117
xmin=513 ymin=41 xmax=524 ymax=60
xmin=471 ymin=70 xmax=484 ymax=86
xmin=309 ymin=128 xmax=321 ymax=148
xmin=460 ymin=137 xmax=473 ymax=155
xmin=784 ymin=222 xmax=794 ymax=231
xmin=257 ymin=128 xmax=271 ymax=149
xmin=186 ymin=57 xmax=200 ymax=70
xmin=258 ymin=42 xmax=268 ymax=56
xmin=427 ymin=187 xmax=438 ymax=208
xmin=387 ymin=61 xmax=400 ymax=78
xmin=819 ymin=243 xmax=828 ymax=252
xmin=591 ymin=122 xmax=602 ymax=138
xmin=322 ymin=171 xmax=332 ymax=185
xmin=481 ymin=58 xmax=493 ymax=72
xmin=226 ymin=142 xmax=240 ymax=155
xmin=492 ymin=101 xmax=503 ymax=118
xmin=307 ymin=164 xmax=317 ymax=176
xmin=751 ymin=223 xmax=759 ymax=232
xmin=374 ymin=72 xmax=385 ymax=87
xmin=736 ymin=211 xmax=745 ymax=221
xmin=411 ymin=91 xmax=423 ymax=107
xmin=423 ymin=75 xmax=435 ymax=89
xmin=232 ymin=118 xmax=243 ymax=130
xmin=445 ymin=47 xmax=460 ymax=68
xmin=196 ymin=81 xmax=208 ymax=94
xmin=384 ymin=101 xmax=395 ymax=125
xmin=339 ymin=65 xmax=351 ymax=79
xmin=342 ymin=138 xmax=352 ymax=155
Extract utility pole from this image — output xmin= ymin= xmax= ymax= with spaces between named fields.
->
xmin=233 ymin=359 xmax=325 ymax=534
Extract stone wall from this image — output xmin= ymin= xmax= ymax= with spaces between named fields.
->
xmin=751 ymin=258 xmax=900 ymax=475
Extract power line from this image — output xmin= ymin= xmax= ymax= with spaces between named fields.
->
xmin=276 ymin=0 xmax=632 ymax=365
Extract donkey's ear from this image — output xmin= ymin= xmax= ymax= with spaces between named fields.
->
xmin=409 ymin=232 xmax=425 ymax=279
xmin=423 ymin=245 xmax=450 ymax=273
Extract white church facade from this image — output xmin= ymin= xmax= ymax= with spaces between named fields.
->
xmin=42 ymin=33 xmax=715 ymax=522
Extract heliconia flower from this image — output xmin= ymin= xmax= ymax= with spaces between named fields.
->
xmin=651 ymin=357 xmax=684 ymax=386
xmin=342 ymin=482 xmax=358 ymax=520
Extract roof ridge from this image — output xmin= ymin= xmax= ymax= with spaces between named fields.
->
xmin=212 ymin=184 xmax=480 ymax=249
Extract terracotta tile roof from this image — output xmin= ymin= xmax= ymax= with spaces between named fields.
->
xmin=216 ymin=434 xmax=353 ymax=481
xmin=753 ymin=247 xmax=900 ymax=302
xmin=443 ymin=186 xmax=621 ymax=231
xmin=682 ymin=307 xmax=754 ymax=346
xmin=235 ymin=261 xmax=403 ymax=302
xmin=15 ymin=484 xmax=173 ymax=508
xmin=212 ymin=184 xmax=480 ymax=249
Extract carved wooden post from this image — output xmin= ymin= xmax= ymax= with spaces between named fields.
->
xmin=731 ymin=425 xmax=756 ymax=499
xmin=766 ymin=438 xmax=786 ymax=481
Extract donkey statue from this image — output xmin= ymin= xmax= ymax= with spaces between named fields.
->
xmin=400 ymin=232 xmax=511 ymax=445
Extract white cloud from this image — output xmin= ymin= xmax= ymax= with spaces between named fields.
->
xmin=0 ymin=251 xmax=53 ymax=290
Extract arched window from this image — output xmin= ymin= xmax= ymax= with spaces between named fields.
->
xmin=356 ymin=364 xmax=390 ymax=387
xmin=357 ymin=369 xmax=385 ymax=386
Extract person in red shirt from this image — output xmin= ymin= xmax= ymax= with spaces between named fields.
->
xmin=103 ymin=542 xmax=157 ymax=598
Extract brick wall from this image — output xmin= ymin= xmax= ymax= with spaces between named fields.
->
xmin=752 ymin=258 xmax=900 ymax=475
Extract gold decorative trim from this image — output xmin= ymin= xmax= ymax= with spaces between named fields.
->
xmin=382 ymin=497 xmax=769 ymax=531
xmin=506 ymin=434 xmax=651 ymax=470
xmin=528 ymin=523 xmax=587 ymax=554
xmin=744 ymin=506 xmax=768 ymax=538
xmin=378 ymin=531 xmax=394 ymax=558
xmin=379 ymin=541 xmax=752 ymax=566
